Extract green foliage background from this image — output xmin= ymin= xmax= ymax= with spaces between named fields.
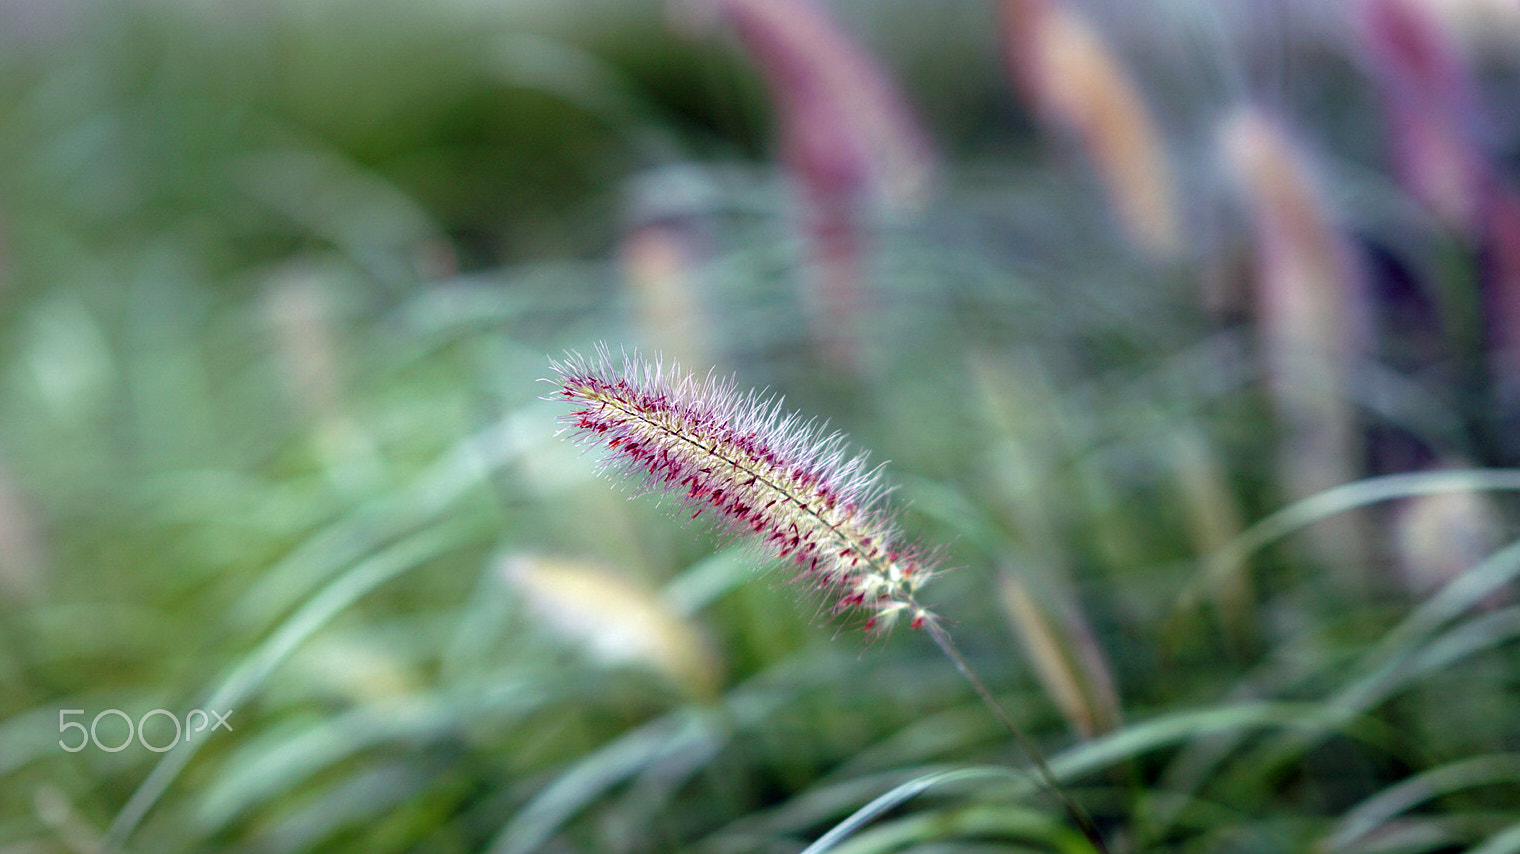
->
xmin=2 ymin=1 xmax=1519 ymax=852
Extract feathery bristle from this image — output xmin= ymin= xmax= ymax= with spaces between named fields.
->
xmin=549 ymin=347 xmax=937 ymax=632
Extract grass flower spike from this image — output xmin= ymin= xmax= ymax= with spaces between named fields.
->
xmin=549 ymin=347 xmax=1110 ymax=853
xmin=550 ymin=347 xmax=937 ymax=632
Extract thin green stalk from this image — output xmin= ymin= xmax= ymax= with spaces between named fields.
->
xmin=926 ymin=620 xmax=1112 ymax=854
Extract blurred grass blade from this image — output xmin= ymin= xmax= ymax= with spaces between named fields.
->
xmin=1324 ymin=753 xmax=1520 ymax=850
xmin=805 ymin=703 xmax=1365 ymax=854
xmin=1049 ymin=701 xmax=1342 ymax=785
xmin=799 ymin=766 xmax=1026 ymax=854
xmin=193 ymin=682 xmax=547 ymax=834
xmin=236 ymin=411 xmax=533 ymax=629
xmin=1177 ymin=469 xmax=1520 ymax=617
xmin=1220 ymin=546 xmax=1520 ymax=790
xmin=821 ymin=804 xmax=1073 ymax=854
xmin=486 ymin=708 xmax=721 ymax=854
xmin=660 ymin=545 xmax=755 ymax=616
xmin=1471 ymin=823 xmax=1520 ymax=854
xmin=102 ymin=518 xmax=477 ymax=852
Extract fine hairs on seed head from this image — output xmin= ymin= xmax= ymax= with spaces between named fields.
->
xmin=549 ymin=346 xmax=939 ymax=633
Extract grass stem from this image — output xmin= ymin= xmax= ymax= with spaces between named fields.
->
xmin=925 ymin=620 xmax=1112 ymax=854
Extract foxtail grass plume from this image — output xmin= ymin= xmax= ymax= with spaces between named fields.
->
xmin=1355 ymin=0 xmax=1520 ymax=402
xmin=686 ymin=0 xmax=935 ymax=212
xmin=1482 ymin=181 xmax=1520 ymax=396
xmin=619 ymin=176 xmax=717 ymax=373
xmin=552 ymin=350 xmax=1112 ymax=852
xmin=549 ymin=348 xmax=937 ymax=633
xmin=674 ymin=0 xmax=936 ymax=367
xmin=502 ymin=553 xmax=724 ymax=698
xmin=1001 ymin=0 xmax=1180 ymax=258
xmin=1357 ymin=0 xmax=1487 ymax=233
xmin=996 ymin=568 xmax=1121 ymax=740
xmin=1220 ymin=108 xmax=1370 ymax=578
xmin=1391 ymin=462 xmax=1503 ymax=601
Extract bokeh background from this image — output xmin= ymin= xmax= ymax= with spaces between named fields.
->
xmin=4 ymin=0 xmax=1520 ymax=851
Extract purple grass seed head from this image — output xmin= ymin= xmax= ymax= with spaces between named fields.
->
xmin=549 ymin=347 xmax=939 ymax=633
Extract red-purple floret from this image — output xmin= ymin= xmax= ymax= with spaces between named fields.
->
xmin=550 ymin=348 xmax=937 ymax=632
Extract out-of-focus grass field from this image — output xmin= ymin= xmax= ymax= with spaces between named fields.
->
xmin=3 ymin=0 xmax=1520 ymax=852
